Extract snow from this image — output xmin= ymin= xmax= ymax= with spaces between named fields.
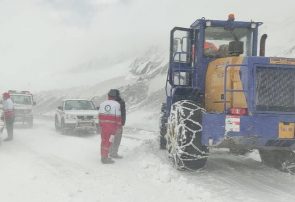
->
xmin=126 ymin=109 xmax=160 ymax=132
xmin=147 ymin=74 xmax=166 ymax=96
xmin=1 ymin=9 xmax=295 ymax=201
xmin=1 ymin=116 xmax=295 ymax=202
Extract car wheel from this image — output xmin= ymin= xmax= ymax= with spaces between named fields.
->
xmin=61 ymin=119 xmax=66 ymax=134
xmin=55 ymin=116 xmax=60 ymax=131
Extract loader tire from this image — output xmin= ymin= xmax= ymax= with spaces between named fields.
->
xmin=259 ymin=149 xmax=283 ymax=169
xmin=159 ymin=103 xmax=168 ymax=149
xmin=167 ymin=100 xmax=208 ymax=171
xmin=259 ymin=149 xmax=295 ymax=174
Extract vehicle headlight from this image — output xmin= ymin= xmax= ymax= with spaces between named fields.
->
xmin=206 ymin=21 xmax=212 ymax=27
xmin=65 ymin=114 xmax=76 ymax=120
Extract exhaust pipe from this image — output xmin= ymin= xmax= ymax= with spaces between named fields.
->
xmin=259 ymin=34 xmax=267 ymax=56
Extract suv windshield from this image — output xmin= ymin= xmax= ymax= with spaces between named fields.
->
xmin=64 ymin=100 xmax=95 ymax=110
xmin=204 ymin=27 xmax=253 ymax=58
xmin=11 ymin=95 xmax=33 ymax=105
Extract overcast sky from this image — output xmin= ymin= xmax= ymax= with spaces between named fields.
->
xmin=1 ymin=0 xmax=295 ymax=92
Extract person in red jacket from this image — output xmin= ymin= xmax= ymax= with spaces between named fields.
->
xmin=2 ymin=92 xmax=15 ymax=141
xmin=98 ymin=89 xmax=122 ymax=164
xmin=204 ymin=41 xmax=218 ymax=57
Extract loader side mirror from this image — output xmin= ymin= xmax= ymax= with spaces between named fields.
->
xmin=228 ymin=41 xmax=244 ymax=56
xmin=57 ymin=106 xmax=63 ymax=110
xmin=96 ymin=106 xmax=100 ymax=110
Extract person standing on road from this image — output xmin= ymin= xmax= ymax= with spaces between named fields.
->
xmin=2 ymin=92 xmax=15 ymax=141
xmin=110 ymin=89 xmax=126 ymax=159
xmin=98 ymin=89 xmax=122 ymax=164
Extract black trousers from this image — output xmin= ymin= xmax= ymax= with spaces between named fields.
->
xmin=110 ymin=127 xmax=123 ymax=155
xmin=5 ymin=116 xmax=14 ymax=139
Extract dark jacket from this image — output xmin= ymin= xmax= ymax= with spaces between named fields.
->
xmin=116 ymin=97 xmax=126 ymax=126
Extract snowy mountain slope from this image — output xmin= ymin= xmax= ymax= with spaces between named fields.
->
xmin=129 ymin=47 xmax=168 ymax=77
xmin=34 ymin=47 xmax=168 ymax=125
xmin=34 ymin=76 xmax=128 ymax=115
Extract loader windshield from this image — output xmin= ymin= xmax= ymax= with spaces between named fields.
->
xmin=204 ymin=27 xmax=253 ymax=58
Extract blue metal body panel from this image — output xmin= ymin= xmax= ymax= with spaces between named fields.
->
xmin=202 ymin=113 xmax=295 ymax=148
xmin=201 ymin=56 xmax=295 ymax=148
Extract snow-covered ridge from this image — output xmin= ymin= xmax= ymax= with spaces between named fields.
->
xmin=129 ymin=47 xmax=168 ymax=78
xmin=34 ymin=47 xmax=168 ymax=121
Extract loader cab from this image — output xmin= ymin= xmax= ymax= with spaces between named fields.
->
xmin=170 ymin=17 xmax=262 ymax=68
xmin=167 ymin=16 xmax=262 ymax=107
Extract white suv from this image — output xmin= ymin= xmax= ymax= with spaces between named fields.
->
xmin=9 ymin=90 xmax=35 ymax=127
xmin=55 ymin=99 xmax=99 ymax=134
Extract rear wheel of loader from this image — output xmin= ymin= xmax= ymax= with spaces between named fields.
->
xmin=259 ymin=149 xmax=295 ymax=174
xmin=167 ymin=100 xmax=208 ymax=171
xmin=159 ymin=103 xmax=168 ymax=149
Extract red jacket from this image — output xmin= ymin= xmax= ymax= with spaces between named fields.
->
xmin=99 ymin=99 xmax=121 ymax=132
xmin=3 ymin=98 xmax=14 ymax=119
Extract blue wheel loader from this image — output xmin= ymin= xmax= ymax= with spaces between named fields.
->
xmin=159 ymin=15 xmax=295 ymax=173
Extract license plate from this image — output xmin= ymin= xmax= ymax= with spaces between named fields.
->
xmin=78 ymin=122 xmax=93 ymax=127
xmin=279 ymin=122 xmax=295 ymax=139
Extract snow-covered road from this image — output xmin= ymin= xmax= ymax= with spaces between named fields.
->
xmin=0 ymin=119 xmax=295 ymax=202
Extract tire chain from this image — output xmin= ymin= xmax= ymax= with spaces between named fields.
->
xmin=281 ymin=151 xmax=295 ymax=175
xmin=167 ymin=100 xmax=208 ymax=170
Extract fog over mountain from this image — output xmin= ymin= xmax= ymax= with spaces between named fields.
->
xmin=34 ymin=47 xmax=168 ymax=119
xmin=1 ymin=0 xmax=295 ymax=92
